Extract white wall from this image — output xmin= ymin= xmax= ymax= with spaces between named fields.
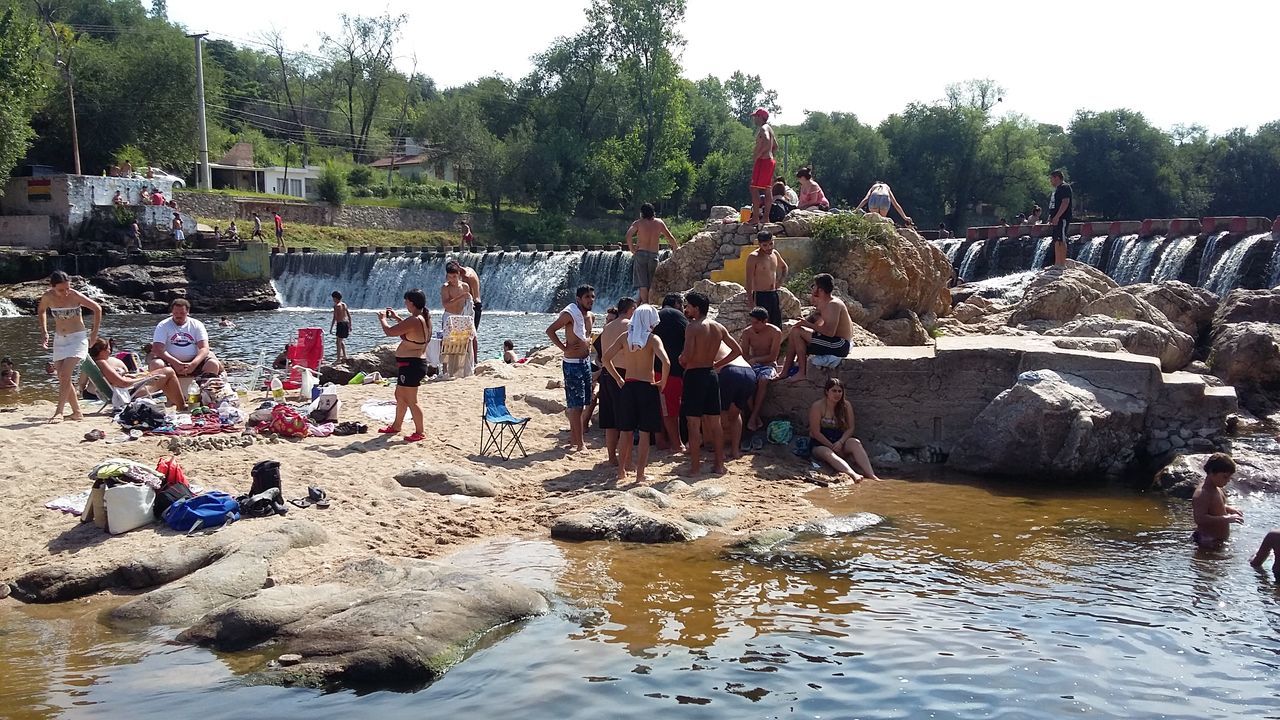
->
xmin=263 ymin=167 xmax=322 ymax=200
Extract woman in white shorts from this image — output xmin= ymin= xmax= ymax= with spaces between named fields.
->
xmin=37 ymin=270 xmax=102 ymax=421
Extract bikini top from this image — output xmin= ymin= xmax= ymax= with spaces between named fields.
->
xmin=820 ymin=414 xmax=842 ymax=430
xmin=49 ymin=306 xmax=81 ymax=319
xmin=399 ymin=315 xmax=428 ymax=346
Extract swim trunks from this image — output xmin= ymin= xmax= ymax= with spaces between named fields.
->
xmin=52 ymin=330 xmax=89 ymax=362
xmin=633 ymin=249 xmax=659 ymax=290
xmin=660 ymin=375 xmax=683 ymax=418
xmin=807 ymin=333 xmax=851 ymax=358
xmin=473 ymin=299 xmax=483 ymax=329
xmin=598 ymin=369 xmax=625 ymax=430
xmin=752 ymin=364 xmax=778 ymax=381
xmin=751 ymin=157 xmax=776 ymax=189
xmin=335 ymin=321 xmax=351 ymax=339
xmin=618 ymin=379 xmax=663 ymax=434
xmin=396 ymin=356 xmax=428 ymax=387
xmin=562 ymin=358 xmax=593 ymax=410
xmin=681 ymin=367 xmax=721 ymax=417
xmin=1052 ymin=218 xmax=1069 ymax=243
xmin=718 ymin=364 xmax=755 ymax=413
xmin=868 ymin=192 xmax=891 ymax=215
xmin=754 ymin=290 xmax=782 ymax=328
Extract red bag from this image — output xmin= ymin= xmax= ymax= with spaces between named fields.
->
xmin=154 ymin=456 xmax=195 ymax=518
xmin=269 ymin=404 xmax=309 ymax=438
xmin=156 ymin=456 xmax=189 ymax=489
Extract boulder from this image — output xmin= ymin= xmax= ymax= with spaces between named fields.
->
xmin=395 ymin=461 xmax=501 ymax=497
xmin=524 ymin=346 xmax=563 ymax=367
xmin=1045 ymin=315 xmax=1194 ymax=371
xmin=707 ymin=205 xmax=738 ymax=222
xmin=779 ymin=209 xmax=828 ymax=238
xmin=320 ymin=343 xmax=399 ymax=385
xmin=827 ymin=225 xmax=953 ymax=324
xmin=473 ymin=360 xmax=516 ymax=379
xmin=1152 ymin=451 xmax=1280 ymax=498
xmin=1129 ymin=281 xmax=1218 ymax=338
xmin=1208 ymin=322 xmax=1280 ymax=386
xmin=550 ymin=496 xmax=707 ymax=543
xmin=514 ymin=390 xmax=566 ymax=415
xmin=1050 ymin=337 xmax=1124 ymax=353
xmin=180 ymin=556 xmax=548 ymax=688
xmin=947 ymin=369 xmax=1147 ymax=480
xmin=713 ymin=287 xmax=803 ymax=336
xmin=651 ymin=230 xmax=719 ymax=300
xmin=690 ymin=278 xmax=744 ymax=304
xmin=1080 ymin=288 xmax=1181 ymax=333
xmin=868 ymin=310 xmax=930 ymax=346
xmin=1009 ymin=262 xmax=1118 ymax=326
xmin=683 ymin=506 xmax=741 ymax=527
xmin=1214 ymin=287 xmax=1280 ymax=325
xmin=93 ymin=264 xmax=187 ymax=296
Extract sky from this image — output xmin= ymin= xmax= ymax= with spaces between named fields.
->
xmin=169 ymin=0 xmax=1278 ymax=135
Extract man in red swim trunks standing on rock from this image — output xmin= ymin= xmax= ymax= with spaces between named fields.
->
xmin=748 ymin=107 xmax=777 ymax=226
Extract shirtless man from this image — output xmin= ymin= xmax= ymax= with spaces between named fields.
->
xmin=678 ymin=291 xmax=744 ymax=476
xmin=0 ymin=357 xmax=19 ymax=390
xmin=748 ymin=108 xmax=778 ymax=225
xmin=456 ymin=260 xmax=483 ymax=357
xmin=740 ymin=307 xmax=783 ymax=431
xmin=1191 ymin=453 xmax=1244 ymax=549
xmin=782 ymin=273 xmax=854 ymax=382
xmin=330 ymin=291 xmax=352 ymax=361
xmin=545 ymin=285 xmax=596 ymax=452
xmin=625 ymin=203 xmax=680 ymax=304
xmin=597 ymin=297 xmax=636 ymax=466
xmin=603 ymin=304 xmax=669 ymax=485
xmin=744 ymin=231 xmax=788 ymax=328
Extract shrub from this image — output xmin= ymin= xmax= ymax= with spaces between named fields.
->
xmin=347 ymin=165 xmax=373 ymax=187
xmin=809 ymin=212 xmax=898 ymax=271
xmin=316 ymin=162 xmax=350 ymax=206
xmin=784 ymin=267 xmax=816 ymax=298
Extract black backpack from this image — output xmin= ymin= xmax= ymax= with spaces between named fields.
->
xmin=769 ymin=199 xmax=795 ymax=222
xmin=249 ymin=460 xmax=282 ymax=496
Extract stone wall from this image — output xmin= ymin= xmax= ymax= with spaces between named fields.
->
xmin=2 ymin=175 xmax=178 ymax=245
xmin=0 ymin=216 xmax=56 ymax=248
xmin=333 ymin=204 xmax=478 ymax=232
xmin=186 ymin=243 xmax=272 ymax=283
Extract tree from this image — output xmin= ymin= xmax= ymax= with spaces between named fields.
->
xmin=976 ymin=115 xmax=1052 ymax=218
xmin=0 ymin=5 xmax=43 ymax=190
xmin=316 ymin=161 xmax=349 ymax=205
xmin=322 ymin=12 xmax=406 ymax=162
xmin=724 ymin=70 xmax=779 ymax=126
xmin=1064 ymin=109 xmax=1177 ymax=219
xmin=794 ymin=112 xmax=889 ymax=208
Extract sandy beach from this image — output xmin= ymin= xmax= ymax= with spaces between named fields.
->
xmin=0 ymin=357 xmax=838 ymax=589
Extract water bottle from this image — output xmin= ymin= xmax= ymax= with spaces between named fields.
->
xmin=270 ymin=376 xmax=284 ymax=402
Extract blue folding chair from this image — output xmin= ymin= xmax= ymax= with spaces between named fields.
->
xmin=480 ymin=386 xmax=529 ymax=460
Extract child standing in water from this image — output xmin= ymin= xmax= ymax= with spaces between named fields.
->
xmin=1191 ymin=453 xmax=1243 ymax=549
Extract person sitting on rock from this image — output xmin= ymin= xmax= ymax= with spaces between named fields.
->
xmin=91 ymin=338 xmax=188 ymax=410
xmin=739 ymin=307 xmax=782 ymax=432
xmin=795 ymin=166 xmax=830 ymax=211
xmin=808 ymin=377 xmax=878 ymax=484
xmin=149 ymin=298 xmax=224 ymax=378
xmin=112 ymin=190 xmax=127 ymax=206
xmin=774 ymin=175 xmax=799 ymax=206
xmin=781 ymin=273 xmax=855 ymax=382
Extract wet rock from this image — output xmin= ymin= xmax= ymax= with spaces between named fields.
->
xmin=93 ymin=264 xmax=186 ymax=296
xmin=395 ymin=461 xmax=500 ymax=497
xmin=1045 ymin=315 xmax=1194 ymax=371
xmin=683 ymin=506 xmax=741 ymax=527
xmin=12 ymin=537 xmax=230 ymax=603
xmin=627 ymin=486 xmax=673 ymax=508
xmin=1129 ymin=281 xmax=1218 ymax=338
xmin=1152 ymin=451 xmax=1280 ymax=498
xmin=728 ymin=528 xmax=798 ymax=554
xmin=788 ymin=513 xmax=886 ymax=538
xmin=947 ymin=369 xmax=1147 ymax=481
xmin=1009 ymin=262 xmax=1118 ymax=326
xmin=1209 ymin=322 xmax=1280 ymax=387
xmin=1050 ymin=337 xmax=1124 ymax=353
xmin=180 ymin=556 xmax=548 ymax=688
xmin=551 ymin=497 xmax=707 ymax=543
xmin=0 ymin=583 xmax=11 ymax=599
xmin=320 ymin=344 xmax=398 ymax=385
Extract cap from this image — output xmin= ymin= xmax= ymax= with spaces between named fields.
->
xmin=752 ymin=107 xmax=769 ymax=120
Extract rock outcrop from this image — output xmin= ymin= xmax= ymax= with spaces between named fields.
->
xmin=320 ymin=343 xmax=399 ymax=384
xmin=1008 ymin=262 xmax=1118 ymax=326
xmin=947 ymin=369 xmax=1147 ymax=480
xmin=395 ymin=461 xmax=503 ymax=497
xmin=1129 ymin=281 xmax=1218 ymax=338
xmin=828 ymin=224 xmax=952 ymax=324
xmin=1214 ymin=287 xmax=1280 ymax=325
xmin=1209 ymin=322 xmax=1280 ymax=387
xmin=550 ymin=494 xmax=708 ymax=543
xmin=650 ymin=230 xmax=719 ymax=300
xmin=1045 ymin=315 xmax=1194 ymax=371
xmin=1153 ymin=450 xmax=1280 ymax=498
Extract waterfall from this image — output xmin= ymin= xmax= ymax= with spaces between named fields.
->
xmin=1076 ymin=236 xmax=1107 ymax=267
xmin=0 ymin=297 xmax=21 ymax=317
xmin=272 ymin=250 xmax=637 ymax=313
xmin=930 ymin=239 xmax=964 ymax=265
xmin=1203 ymin=233 xmax=1269 ymax=296
xmin=958 ymin=240 xmax=986 ymax=280
xmin=1196 ymin=232 xmax=1227 ymax=287
xmin=1030 ymin=237 xmax=1052 ymax=268
xmin=1104 ymin=235 xmax=1141 ymax=278
xmin=1152 ymin=235 xmax=1203 ymax=282
xmin=1110 ymin=236 xmax=1164 ymax=285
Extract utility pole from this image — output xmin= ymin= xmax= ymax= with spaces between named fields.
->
xmin=59 ymin=57 xmax=81 ymax=175
xmin=188 ymin=33 xmax=212 ymax=189
xmin=777 ymin=133 xmax=795 ymax=177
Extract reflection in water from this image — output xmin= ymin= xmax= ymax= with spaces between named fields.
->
xmin=3 ymin=478 xmax=1280 ymax=718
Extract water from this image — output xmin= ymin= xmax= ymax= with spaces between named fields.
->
xmin=1075 ymin=236 xmax=1108 ymax=267
xmin=931 ymin=239 xmax=964 ymax=265
xmin=0 ymin=297 xmax=20 ymax=317
xmin=0 ymin=309 xmax=558 ymax=405
xmin=1153 ymin=234 xmax=1203 ymax=282
xmin=4 ymin=477 xmax=1279 ymax=718
xmin=1204 ymin=233 xmax=1270 ymax=296
xmin=1029 ymin=237 xmax=1052 ymax=269
xmin=272 ymin=250 xmax=638 ymax=313
xmin=1104 ymin=235 xmax=1141 ymax=279
xmin=958 ymin=240 xmax=986 ymax=281
xmin=960 ymin=270 xmax=1038 ymax=303
xmin=1197 ymin=232 xmax=1227 ymax=288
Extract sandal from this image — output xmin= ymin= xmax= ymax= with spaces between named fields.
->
xmin=288 ymin=498 xmax=309 ymax=509
xmin=404 ymin=432 xmax=425 ymax=443
xmin=308 ymin=485 xmax=330 ymax=508
xmin=377 ymin=425 xmax=399 ymax=434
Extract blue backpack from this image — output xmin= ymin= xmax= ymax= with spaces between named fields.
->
xmin=162 ymin=491 xmax=241 ymax=534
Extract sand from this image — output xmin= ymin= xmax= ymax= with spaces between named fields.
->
xmin=0 ymin=358 xmax=839 ymax=591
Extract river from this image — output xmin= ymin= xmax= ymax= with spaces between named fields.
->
xmin=2 ymin=472 xmax=1278 ymax=718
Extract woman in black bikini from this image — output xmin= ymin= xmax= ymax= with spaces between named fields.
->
xmin=378 ymin=288 xmax=431 ymax=442
xmin=808 ymin=377 xmax=879 ymax=483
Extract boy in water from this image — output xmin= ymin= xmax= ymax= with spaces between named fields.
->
xmin=0 ymin=357 xmax=19 ymax=390
xmin=330 ymin=291 xmax=352 ymax=361
xmin=1191 ymin=453 xmax=1244 ymax=549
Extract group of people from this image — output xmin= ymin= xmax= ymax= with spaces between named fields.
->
xmin=33 ymin=271 xmax=225 ymax=421
xmin=544 ymin=230 xmax=878 ymax=485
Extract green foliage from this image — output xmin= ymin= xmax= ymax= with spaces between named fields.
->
xmin=1064 ymin=109 xmax=1176 ymax=219
xmin=316 ymin=162 xmax=350 ymax=206
xmin=784 ymin=267 xmax=816 ymax=298
xmin=0 ymin=7 xmax=43 ymax=191
xmin=809 ymin=212 xmax=898 ymax=271
xmin=110 ymin=204 xmax=135 ymax=227
xmin=347 ymin=165 xmax=373 ymax=187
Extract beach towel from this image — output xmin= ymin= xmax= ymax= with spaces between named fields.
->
xmin=562 ymin=302 xmax=588 ymax=343
xmin=628 ymin=304 xmax=660 ymax=350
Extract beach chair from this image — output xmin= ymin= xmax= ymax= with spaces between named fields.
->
xmin=480 ymin=386 xmax=529 ymax=460
xmin=79 ymin=357 xmax=114 ymax=413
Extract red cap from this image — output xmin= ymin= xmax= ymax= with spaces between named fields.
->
xmin=752 ymin=107 xmax=769 ymax=120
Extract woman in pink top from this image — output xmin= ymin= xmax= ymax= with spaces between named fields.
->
xmin=795 ymin=166 xmax=830 ymax=211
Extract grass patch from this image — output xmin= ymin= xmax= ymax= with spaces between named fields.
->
xmin=196 ymin=218 xmax=456 ymax=252
xmin=809 ymin=212 xmax=899 ymax=270
xmin=179 ymin=188 xmax=297 ymax=202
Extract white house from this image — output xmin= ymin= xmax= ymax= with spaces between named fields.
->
xmin=209 ymin=142 xmax=323 ymax=199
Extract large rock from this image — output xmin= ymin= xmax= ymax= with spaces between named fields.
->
xmin=1080 ymin=288 xmax=1180 ymax=333
xmin=1152 ymin=451 xmax=1280 ymax=498
xmin=947 ymin=369 xmax=1147 ymax=480
xmin=690 ymin=278 xmax=744 ymax=304
xmin=93 ymin=264 xmax=187 ymax=296
xmin=550 ymin=495 xmax=707 ymax=543
xmin=179 ymin=556 xmax=548 ymax=688
xmin=1209 ymin=322 xmax=1280 ymax=386
xmin=1129 ymin=281 xmax=1218 ymax=338
xmin=1045 ymin=315 xmax=1194 ymax=371
xmin=1009 ymin=262 xmax=1118 ymax=326
xmin=779 ymin=209 xmax=828 ymax=238
xmin=395 ymin=461 xmax=501 ymax=497
xmin=868 ymin=310 xmax=930 ymax=346
xmin=320 ymin=343 xmax=399 ymax=384
xmin=713 ymin=287 xmax=803 ymax=336
xmin=651 ymin=230 xmax=719 ymax=300
xmin=828 ymin=225 xmax=953 ymax=324
xmin=1214 ymin=287 xmax=1280 ymax=325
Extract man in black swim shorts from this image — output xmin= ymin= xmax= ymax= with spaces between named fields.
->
xmin=1047 ymin=169 xmax=1073 ymax=267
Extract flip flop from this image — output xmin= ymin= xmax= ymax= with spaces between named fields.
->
xmin=288 ymin=498 xmax=310 ymax=509
xmin=751 ymin=435 xmax=765 ymax=452
xmin=404 ymin=432 xmax=425 ymax=443
xmin=377 ymin=426 xmax=399 ymax=434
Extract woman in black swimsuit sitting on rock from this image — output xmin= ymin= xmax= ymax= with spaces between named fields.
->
xmin=378 ymin=288 xmax=431 ymax=443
